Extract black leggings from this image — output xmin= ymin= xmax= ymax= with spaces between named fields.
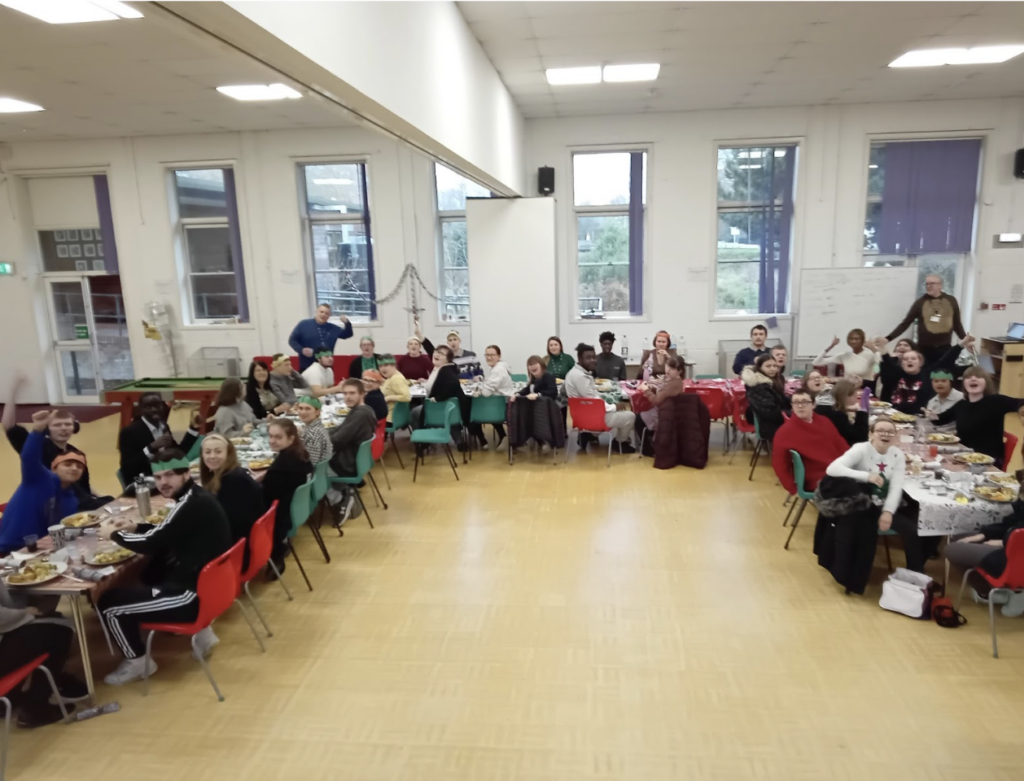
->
xmin=0 ymin=621 xmax=73 ymax=711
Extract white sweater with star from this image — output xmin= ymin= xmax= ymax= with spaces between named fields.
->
xmin=826 ymin=441 xmax=905 ymax=515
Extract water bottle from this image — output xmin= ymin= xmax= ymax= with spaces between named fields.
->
xmin=621 ymin=334 xmax=628 ymax=358
xmin=135 ymin=477 xmax=151 ymax=519
xmin=915 ymin=417 xmax=926 ymax=444
xmin=75 ymin=702 xmax=120 ymax=722
xmin=860 ymin=386 xmax=872 ymax=411
xmin=679 ymin=336 xmax=688 ymax=361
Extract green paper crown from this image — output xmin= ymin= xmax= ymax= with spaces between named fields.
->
xmin=297 ymin=395 xmax=322 ymax=409
xmin=930 ymin=370 xmax=954 ymax=380
xmin=151 ymin=457 xmax=190 ymax=472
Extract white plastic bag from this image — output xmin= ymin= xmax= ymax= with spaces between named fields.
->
xmin=879 ymin=567 xmax=934 ymax=618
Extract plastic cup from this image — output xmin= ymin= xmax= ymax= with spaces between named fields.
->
xmin=23 ymin=534 xmax=39 ymax=552
xmin=47 ymin=525 xmax=65 ymax=549
xmin=928 ymin=444 xmax=939 ymax=461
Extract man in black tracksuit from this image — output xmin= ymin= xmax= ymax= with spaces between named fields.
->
xmin=98 ymin=448 xmax=231 ymax=686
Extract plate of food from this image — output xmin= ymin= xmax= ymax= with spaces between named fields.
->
xmin=145 ymin=506 xmax=172 ymax=524
xmin=5 ymin=560 xmax=67 ymax=587
xmin=247 ymin=458 xmax=274 ymax=470
xmin=973 ymin=485 xmax=1016 ymax=503
xmin=927 ymin=433 xmax=960 ymax=444
xmin=61 ymin=511 xmax=102 ymax=529
xmin=555 ymin=378 xmax=564 ymax=385
xmin=954 ymin=452 xmax=996 ymax=465
xmin=869 ymin=400 xmax=891 ymax=409
xmin=230 ymin=437 xmax=252 ymax=446
xmin=890 ymin=412 xmax=916 ymax=423
xmin=987 ymin=473 xmax=1020 ymax=487
xmin=85 ymin=546 xmax=135 ymax=566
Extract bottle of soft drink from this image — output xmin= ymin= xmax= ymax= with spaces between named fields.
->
xmin=621 ymin=334 xmax=628 ymax=358
xmin=860 ymin=386 xmax=872 ymax=411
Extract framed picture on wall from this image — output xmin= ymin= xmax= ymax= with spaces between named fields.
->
xmin=94 ymin=228 xmax=102 ymax=240
xmin=80 ymin=229 xmax=93 ymax=240
xmin=66 ymin=230 xmax=79 ymax=241
xmin=84 ymin=244 xmax=96 ymax=257
xmin=96 ymin=242 xmax=104 ymax=256
xmin=69 ymin=244 xmax=82 ymax=258
xmin=92 ymin=260 xmax=105 ymax=271
xmin=75 ymin=260 xmax=89 ymax=271
xmin=56 ymin=245 xmax=69 ymax=258
xmin=54 ymin=230 xmax=66 ymax=242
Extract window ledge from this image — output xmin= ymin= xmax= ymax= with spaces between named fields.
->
xmin=180 ymin=322 xmax=257 ymax=331
xmin=709 ymin=313 xmax=792 ymax=322
xmin=571 ymin=314 xmax=651 ymax=325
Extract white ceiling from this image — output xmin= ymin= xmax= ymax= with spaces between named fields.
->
xmin=0 ymin=5 xmax=355 ymax=143
xmin=459 ymin=1 xmax=1024 ymax=117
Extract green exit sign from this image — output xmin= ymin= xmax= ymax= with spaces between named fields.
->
xmin=75 ymin=325 xmax=89 ymax=339
xmin=0 ymin=263 xmax=14 ymax=275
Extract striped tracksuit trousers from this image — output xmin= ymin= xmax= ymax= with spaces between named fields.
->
xmin=99 ymin=586 xmax=199 ymax=659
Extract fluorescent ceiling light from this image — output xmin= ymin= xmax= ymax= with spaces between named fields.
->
xmin=889 ymin=45 xmax=1024 ymax=68
xmin=999 ymin=233 xmax=1023 ymax=243
xmin=0 ymin=0 xmax=141 ymax=23
xmin=603 ymin=63 xmax=660 ymax=83
xmin=216 ymin=83 xmax=302 ymax=101
xmin=545 ymin=67 xmax=601 ymax=86
xmin=0 ymin=97 xmax=44 ymax=113
xmin=312 ymin=178 xmax=353 ymax=186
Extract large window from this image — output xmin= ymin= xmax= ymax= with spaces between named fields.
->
xmin=301 ymin=163 xmax=375 ymax=320
xmin=863 ymin=139 xmax=981 ymax=294
xmin=573 ymin=151 xmax=646 ymax=318
xmin=172 ymin=168 xmax=248 ymax=321
xmin=716 ymin=145 xmax=797 ymax=315
xmin=435 ymin=163 xmax=490 ymax=322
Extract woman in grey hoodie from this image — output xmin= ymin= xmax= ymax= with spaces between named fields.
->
xmin=472 ymin=344 xmax=514 ymax=449
xmin=212 ymin=377 xmax=256 ymax=438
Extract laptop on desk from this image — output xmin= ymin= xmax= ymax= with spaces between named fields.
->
xmin=986 ymin=322 xmax=1024 ymax=344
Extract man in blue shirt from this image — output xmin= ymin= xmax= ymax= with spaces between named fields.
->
xmin=732 ymin=324 xmax=770 ymax=376
xmin=288 ymin=303 xmax=354 ymax=372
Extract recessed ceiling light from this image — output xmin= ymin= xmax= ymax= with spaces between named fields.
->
xmin=545 ymin=67 xmax=601 ymax=86
xmin=216 ymin=84 xmax=302 ymax=101
xmin=0 ymin=97 xmax=44 ymax=113
xmin=603 ymin=63 xmax=660 ymax=83
xmin=0 ymin=0 xmax=141 ymax=23
xmin=889 ymin=45 xmax=1024 ymax=68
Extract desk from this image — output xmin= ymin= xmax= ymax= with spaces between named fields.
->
xmin=980 ymin=338 xmax=1024 ymax=396
xmin=103 ymin=377 xmax=227 ymax=435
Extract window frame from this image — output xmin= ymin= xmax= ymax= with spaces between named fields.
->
xmin=710 ymin=138 xmax=801 ymax=321
xmin=568 ymin=145 xmax=651 ymax=323
xmin=298 ymin=158 xmax=378 ymax=323
xmin=433 ymin=163 xmax=491 ymax=324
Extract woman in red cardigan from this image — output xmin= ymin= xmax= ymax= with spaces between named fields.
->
xmin=771 ymin=390 xmax=850 ymax=495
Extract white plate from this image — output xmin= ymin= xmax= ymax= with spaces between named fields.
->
xmin=5 ymin=561 xmax=68 ymax=587
xmin=84 ymin=547 xmax=136 ymax=567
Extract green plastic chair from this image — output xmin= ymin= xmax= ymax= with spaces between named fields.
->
xmin=790 ymin=369 xmax=807 ymax=378
xmin=185 ymin=435 xmax=204 ymax=462
xmin=410 ymin=400 xmax=460 ymax=482
xmin=470 ymin=395 xmax=508 ymax=451
xmin=311 ymin=460 xmax=330 ymax=505
xmin=386 ymin=401 xmax=411 ymax=469
xmin=290 ymin=478 xmax=330 ymax=565
xmin=695 ymin=374 xmax=723 ymax=380
xmin=116 ymin=469 xmax=127 ymax=491
xmin=783 ymin=450 xmax=816 ymax=549
xmin=329 ymin=439 xmax=378 ymax=529
xmin=510 ymin=373 xmax=528 ymax=383
xmin=424 ymin=396 xmax=468 ymax=464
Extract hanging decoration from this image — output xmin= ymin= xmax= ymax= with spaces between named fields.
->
xmin=367 ymin=263 xmax=441 ymax=322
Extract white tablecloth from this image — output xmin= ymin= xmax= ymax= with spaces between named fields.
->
xmin=902 ymin=476 xmax=1014 ymax=537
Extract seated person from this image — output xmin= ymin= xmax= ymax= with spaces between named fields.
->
xmin=410 ymin=346 xmax=469 ymax=444
xmin=472 ymin=344 xmax=514 ymax=449
xmin=564 ymin=343 xmax=636 ymax=454
xmin=262 ymin=420 xmax=313 ymax=569
xmin=118 ymin=392 xmax=199 ymax=484
xmin=874 ymin=337 xmax=916 ymax=403
xmin=641 ymin=331 xmax=676 ymax=379
xmin=379 ymin=355 xmax=411 ymax=421
xmin=212 ymin=378 xmax=255 ymax=439
xmin=636 ymin=356 xmax=685 ymax=451
xmin=268 ymin=354 xmax=309 ymax=409
xmin=98 ymin=448 xmax=232 ymax=685
xmin=0 ymin=411 xmax=84 ymax=555
xmin=1 ymin=579 xmax=87 ymax=727
xmin=933 ymin=366 xmax=1024 ymax=467
xmin=361 ymin=371 xmax=389 ymax=421
xmin=295 ymin=396 xmax=333 ymax=464
xmin=3 ymin=375 xmax=109 ymax=510
xmin=349 ymin=337 xmax=382 ymax=379
xmin=799 ymin=370 xmax=831 ymax=406
xmin=245 ymin=360 xmax=287 ymax=419
xmin=887 ymin=337 xmax=972 ymax=415
xmin=328 ymin=379 xmax=378 ymax=522
xmin=398 ymin=334 xmax=433 ymax=381
xmin=770 ymin=344 xmax=788 ymax=381
xmin=199 ymin=434 xmax=265 ymax=570
xmin=545 ymin=336 xmax=575 ymax=381
xmin=925 ymin=369 xmax=963 ymax=416
xmin=814 ymin=329 xmax=878 ymax=382
xmin=732 ymin=323 xmax=770 ymax=376
xmin=301 ymin=347 xmax=344 ymax=398
xmin=818 ymin=379 xmax=869 ymax=446
xmin=772 ymin=389 xmax=849 ymax=495
xmin=946 ymin=498 xmax=1024 ymax=611
xmin=445 ymin=330 xmax=480 ymax=377
xmin=514 ymin=356 xmax=558 ymax=401
xmin=742 ymin=354 xmax=791 ymax=441
xmin=594 ymin=331 xmax=627 ymax=381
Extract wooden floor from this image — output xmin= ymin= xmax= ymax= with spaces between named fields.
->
xmin=3 ymin=411 xmax=1024 ymax=781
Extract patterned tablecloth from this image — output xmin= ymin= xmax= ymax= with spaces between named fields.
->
xmin=902 ymin=474 xmax=1014 ymax=537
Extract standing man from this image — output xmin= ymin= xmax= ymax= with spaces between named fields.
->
xmin=564 ymin=343 xmax=636 ymax=454
xmin=884 ymin=275 xmax=966 ymax=366
xmin=594 ymin=331 xmax=627 ymax=381
xmin=732 ymin=324 xmax=770 ymax=376
xmin=289 ymin=303 xmax=353 ymax=373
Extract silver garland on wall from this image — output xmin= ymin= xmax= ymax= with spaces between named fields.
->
xmin=369 ymin=263 xmax=440 ymax=320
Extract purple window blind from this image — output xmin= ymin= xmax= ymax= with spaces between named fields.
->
xmin=628 ymin=152 xmax=644 ymax=316
xmin=757 ymin=146 xmax=796 ymax=314
xmin=359 ymin=163 xmax=377 ymax=320
xmin=877 ymin=139 xmax=981 ymax=255
xmin=92 ymin=175 xmax=119 ymax=275
xmin=221 ymin=168 xmax=249 ymax=322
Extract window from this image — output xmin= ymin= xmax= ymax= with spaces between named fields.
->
xmin=172 ymin=168 xmax=248 ymax=321
xmin=573 ymin=151 xmax=646 ymax=318
xmin=863 ymin=139 xmax=981 ymax=293
xmin=716 ymin=145 xmax=797 ymax=315
xmin=38 ymin=227 xmax=104 ymax=273
xmin=300 ymin=163 xmax=375 ymax=320
xmin=435 ymin=163 xmax=490 ymax=321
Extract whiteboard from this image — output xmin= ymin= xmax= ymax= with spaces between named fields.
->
xmin=795 ymin=267 xmax=918 ymax=357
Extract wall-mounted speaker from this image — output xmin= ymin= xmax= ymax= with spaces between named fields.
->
xmin=1014 ymin=148 xmax=1024 ymax=179
xmin=538 ymin=166 xmax=554 ymax=195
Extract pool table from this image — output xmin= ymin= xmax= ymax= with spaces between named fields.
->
xmin=102 ymin=377 xmax=229 ymax=435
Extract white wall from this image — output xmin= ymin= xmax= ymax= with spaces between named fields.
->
xmin=525 ymin=97 xmax=1024 ymax=372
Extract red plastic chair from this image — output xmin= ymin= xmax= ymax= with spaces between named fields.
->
xmin=371 ymin=418 xmax=391 ymax=493
xmin=956 ymin=529 xmax=1024 ymax=658
xmin=1 ymin=654 xmax=68 ymax=779
xmin=565 ymin=397 xmax=615 ymax=467
xmin=686 ymin=385 xmax=730 ymax=454
xmin=1004 ymin=431 xmax=1018 ymax=471
xmin=239 ymin=502 xmax=291 ymax=638
xmin=140 ymin=539 xmax=263 ymax=701
xmin=728 ymin=401 xmax=756 ymax=465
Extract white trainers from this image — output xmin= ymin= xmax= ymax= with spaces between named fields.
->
xmin=104 ymin=656 xmax=157 ymax=686
xmin=192 ymin=626 xmax=220 ymax=660
xmin=1001 ymin=590 xmax=1024 ymax=617
xmin=540 ymin=443 xmax=552 ymax=454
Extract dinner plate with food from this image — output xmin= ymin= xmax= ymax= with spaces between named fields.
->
xmin=973 ymin=485 xmax=1016 ymax=503
xmin=230 ymin=437 xmax=252 ymax=446
xmin=954 ymin=452 xmax=996 ymax=465
xmin=61 ymin=511 xmax=102 ymax=529
xmin=85 ymin=546 xmax=136 ymax=566
xmin=868 ymin=400 xmax=892 ymax=409
xmin=247 ymin=458 xmax=274 ymax=470
xmin=889 ymin=412 xmax=917 ymax=423
xmin=5 ymin=560 xmax=67 ymax=587
xmin=927 ymin=433 xmax=960 ymax=444
xmin=986 ymin=473 xmax=1020 ymax=487
xmin=146 ymin=506 xmax=172 ymax=525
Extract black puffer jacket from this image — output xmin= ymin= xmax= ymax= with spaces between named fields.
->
xmin=813 ymin=476 xmax=879 ymax=595
xmin=742 ymin=367 xmax=790 ymax=441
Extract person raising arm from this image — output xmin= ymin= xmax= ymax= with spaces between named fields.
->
xmin=288 ymin=303 xmax=352 ymax=372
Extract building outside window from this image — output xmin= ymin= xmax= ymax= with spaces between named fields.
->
xmin=573 ymin=150 xmax=646 ymax=318
xmin=435 ymin=163 xmax=490 ymax=322
xmin=300 ymin=162 xmax=376 ymax=320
